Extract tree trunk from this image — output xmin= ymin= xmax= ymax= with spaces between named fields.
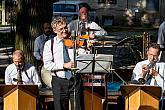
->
xmin=15 ymin=0 xmax=56 ymax=63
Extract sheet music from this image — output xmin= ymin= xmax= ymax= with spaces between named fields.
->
xmin=76 ymin=54 xmax=113 ymax=73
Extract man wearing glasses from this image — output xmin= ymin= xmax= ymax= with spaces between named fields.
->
xmin=43 ymin=17 xmax=82 ymax=110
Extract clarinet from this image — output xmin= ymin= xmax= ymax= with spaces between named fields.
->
xmin=17 ymin=64 xmax=23 ymax=84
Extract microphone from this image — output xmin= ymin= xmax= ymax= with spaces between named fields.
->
xmin=13 ymin=78 xmax=18 ymax=82
xmin=71 ymin=30 xmax=76 ymax=40
xmin=16 ymin=64 xmax=21 ymax=70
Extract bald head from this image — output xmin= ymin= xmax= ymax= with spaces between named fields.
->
xmin=79 ymin=7 xmax=88 ymax=13
xmin=13 ymin=50 xmax=25 ymax=69
xmin=79 ymin=7 xmax=88 ymax=22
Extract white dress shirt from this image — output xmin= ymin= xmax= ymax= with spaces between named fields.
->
xmin=157 ymin=21 xmax=165 ymax=48
xmin=68 ymin=20 xmax=107 ymax=36
xmin=34 ymin=34 xmax=54 ymax=60
xmin=43 ymin=36 xmax=72 ymax=79
xmin=132 ymin=60 xmax=165 ymax=90
xmin=68 ymin=20 xmax=107 ymax=54
xmin=5 ymin=63 xmax=41 ymax=87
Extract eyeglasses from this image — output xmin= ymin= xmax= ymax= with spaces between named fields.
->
xmin=57 ymin=26 xmax=68 ymax=32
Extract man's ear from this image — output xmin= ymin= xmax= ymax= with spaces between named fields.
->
xmin=53 ymin=28 xmax=57 ymax=33
xmin=12 ymin=57 xmax=14 ymax=63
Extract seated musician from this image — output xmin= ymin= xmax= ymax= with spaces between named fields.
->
xmin=67 ymin=6 xmax=107 ymax=54
xmin=5 ymin=49 xmax=41 ymax=87
xmin=131 ymin=43 xmax=165 ymax=91
xmin=33 ymin=21 xmax=54 ymax=82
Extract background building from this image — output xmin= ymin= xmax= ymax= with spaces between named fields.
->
xmin=1 ymin=0 xmax=165 ymax=26
xmin=57 ymin=0 xmax=164 ymax=27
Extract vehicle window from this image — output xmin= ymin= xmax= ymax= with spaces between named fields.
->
xmin=53 ymin=4 xmax=76 ymax=12
xmin=79 ymin=3 xmax=91 ymax=11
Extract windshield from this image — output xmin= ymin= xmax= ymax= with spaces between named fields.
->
xmin=53 ymin=4 xmax=76 ymax=12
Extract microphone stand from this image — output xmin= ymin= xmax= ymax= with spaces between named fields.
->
xmin=71 ymin=30 xmax=77 ymax=110
xmin=72 ymin=16 xmax=80 ymax=110
xmin=91 ymin=42 xmax=96 ymax=110
xmin=92 ymin=43 xmax=96 ymax=74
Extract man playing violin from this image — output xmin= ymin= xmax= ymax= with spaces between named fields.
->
xmin=68 ymin=6 xmax=107 ymax=54
xmin=43 ymin=17 xmax=82 ymax=110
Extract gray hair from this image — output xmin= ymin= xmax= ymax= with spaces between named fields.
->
xmin=51 ymin=17 xmax=67 ymax=30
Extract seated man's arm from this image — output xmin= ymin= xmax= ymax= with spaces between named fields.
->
xmin=34 ymin=38 xmax=42 ymax=60
xmin=131 ymin=62 xmax=143 ymax=83
xmin=31 ymin=66 xmax=42 ymax=87
xmin=5 ymin=66 xmax=13 ymax=84
xmin=90 ymin=22 xmax=107 ymax=36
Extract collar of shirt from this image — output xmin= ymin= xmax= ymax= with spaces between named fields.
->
xmin=40 ymin=34 xmax=48 ymax=41
xmin=56 ymin=36 xmax=64 ymax=44
xmin=79 ymin=20 xmax=92 ymax=25
xmin=79 ymin=21 xmax=87 ymax=26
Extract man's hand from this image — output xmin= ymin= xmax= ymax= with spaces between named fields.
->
xmin=63 ymin=61 xmax=74 ymax=69
xmin=141 ymin=64 xmax=158 ymax=76
xmin=149 ymin=68 xmax=158 ymax=76
xmin=141 ymin=64 xmax=149 ymax=76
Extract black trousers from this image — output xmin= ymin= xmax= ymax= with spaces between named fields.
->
xmin=51 ymin=75 xmax=82 ymax=110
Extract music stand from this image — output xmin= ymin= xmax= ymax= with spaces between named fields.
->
xmin=76 ymin=54 xmax=126 ymax=84
xmin=76 ymin=54 xmax=113 ymax=73
xmin=76 ymin=54 xmax=126 ymax=110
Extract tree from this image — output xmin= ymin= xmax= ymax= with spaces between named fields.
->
xmin=15 ymin=0 xmax=56 ymax=63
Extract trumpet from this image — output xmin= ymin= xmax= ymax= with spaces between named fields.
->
xmin=138 ymin=58 xmax=156 ymax=84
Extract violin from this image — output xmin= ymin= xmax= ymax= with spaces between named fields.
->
xmin=79 ymin=34 xmax=90 ymax=39
xmin=64 ymin=39 xmax=86 ymax=48
xmin=64 ymin=35 xmax=90 ymax=48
